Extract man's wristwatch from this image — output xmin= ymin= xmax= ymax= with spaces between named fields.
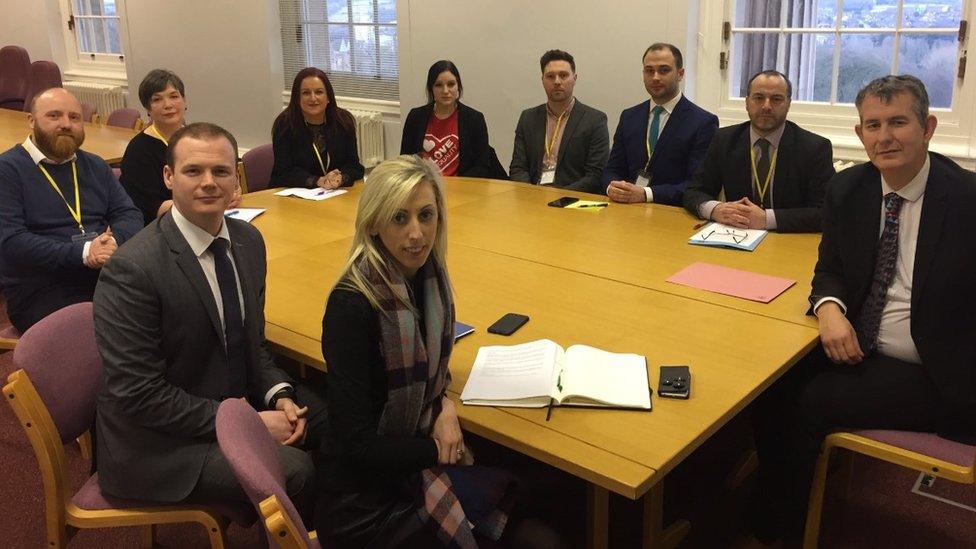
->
xmin=269 ymin=387 xmax=297 ymax=410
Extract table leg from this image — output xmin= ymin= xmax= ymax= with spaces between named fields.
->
xmin=586 ymin=484 xmax=609 ymax=549
xmin=642 ymin=481 xmax=690 ymax=549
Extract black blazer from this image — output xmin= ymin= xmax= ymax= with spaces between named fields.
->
xmin=683 ymin=121 xmax=834 ymax=233
xmin=94 ymin=213 xmax=292 ymax=501
xmin=270 ymin=114 xmax=365 ymax=188
xmin=400 ymin=102 xmax=507 ymax=179
xmin=508 ymin=100 xmax=609 ymax=193
xmin=810 ymin=152 xmax=976 ymax=439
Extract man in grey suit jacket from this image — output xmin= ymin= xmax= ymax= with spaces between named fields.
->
xmin=94 ymin=123 xmax=314 ymax=512
xmin=509 ymin=49 xmax=609 ymax=193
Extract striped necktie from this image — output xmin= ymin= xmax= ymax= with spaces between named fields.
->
xmin=855 ymin=192 xmax=905 ymax=353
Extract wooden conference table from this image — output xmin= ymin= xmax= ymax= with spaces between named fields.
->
xmin=0 ymin=108 xmax=135 ymax=163
xmin=243 ymin=179 xmax=821 ymax=548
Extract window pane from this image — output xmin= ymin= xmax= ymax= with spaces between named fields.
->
xmin=378 ymin=0 xmax=395 ymax=23
xmin=837 ymin=34 xmax=893 ymax=103
xmin=789 ymin=33 xmax=834 ymax=102
xmin=842 ymin=0 xmax=897 ymax=29
xmin=902 ymin=1 xmax=963 ymax=28
xmin=103 ymin=0 xmax=117 ymax=16
xmin=105 ymin=18 xmax=121 ymax=53
xmin=327 ymin=0 xmax=348 ymax=23
xmin=353 ymin=24 xmax=377 ymax=74
xmin=352 ymin=0 xmax=374 ymax=24
xmin=304 ymin=0 xmax=327 ymax=22
xmin=328 ymin=24 xmax=351 ymax=72
xmin=72 ymin=0 xmax=91 ymax=16
xmin=378 ymin=26 xmax=397 ymax=77
xmin=730 ymin=33 xmax=779 ymax=97
xmin=301 ymin=24 xmax=329 ymax=68
xmin=76 ymin=18 xmax=96 ymax=53
xmin=899 ymin=33 xmax=957 ymax=108
xmin=734 ymin=0 xmax=782 ymax=28
xmin=812 ymin=0 xmax=839 ymax=28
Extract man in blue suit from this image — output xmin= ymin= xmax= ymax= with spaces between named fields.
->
xmin=603 ymin=43 xmax=718 ymax=206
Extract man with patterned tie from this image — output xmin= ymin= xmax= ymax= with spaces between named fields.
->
xmin=682 ymin=70 xmax=834 ymax=233
xmin=747 ymin=75 xmax=976 ymax=543
xmin=93 ymin=122 xmax=315 ymax=513
xmin=602 ymin=43 xmax=718 ymax=206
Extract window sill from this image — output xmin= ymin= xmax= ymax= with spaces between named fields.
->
xmin=718 ymin=114 xmax=976 ymax=170
xmin=63 ymin=68 xmax=128 ymax=88
xmin=279 ymin=91 xmax=399 ymax=116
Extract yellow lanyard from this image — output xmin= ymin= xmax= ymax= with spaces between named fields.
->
xmin=146 ymin=124 xmax=168 ymax=146
xmin=38 ymin=161 xmax=84 ymax=232
xmin=750 ymin=145 xmax=778 ymax=207
xmin=544 ymin=107 xmax=569 ymax=162
xmin=311 ymin=143 xmax=331 ymax=176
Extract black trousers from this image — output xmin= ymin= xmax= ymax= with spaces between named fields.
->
xmin=749 ymin=346 xmax=948 ymax=541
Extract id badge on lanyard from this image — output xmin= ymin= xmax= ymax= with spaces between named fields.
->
xmin=540 ymin=168 xmax=556 ymax=185
xmin=635 ymin=169 xmax=651 ymax=188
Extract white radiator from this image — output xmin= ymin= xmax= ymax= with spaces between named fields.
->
xmin=349 ymin=109 xmax=385 ymax=168
xmin=62 ymin=81 xmax=127 ymax=121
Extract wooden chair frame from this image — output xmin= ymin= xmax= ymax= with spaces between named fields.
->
xmin=803 ymin=431 xmax=975 ymax=549
xmin=4 ymin=369 xmax=230 ymax=548
xmin=258 ymin=494 xmax=318 ymax=549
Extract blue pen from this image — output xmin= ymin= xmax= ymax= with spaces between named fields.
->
xmin=224 ymin=210 xmax=239 ymax=217
xmin=316 ymin=189 xmax=326 ymax=196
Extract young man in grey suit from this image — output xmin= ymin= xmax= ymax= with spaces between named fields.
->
xmin=509 ymin=49 xmax=609 ymax=193
xmin=93 ymin=123 xmax=315 ymax=513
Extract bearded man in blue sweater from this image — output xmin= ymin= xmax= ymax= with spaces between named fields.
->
xmin=0 ymin=87 xmax=141 ymax=331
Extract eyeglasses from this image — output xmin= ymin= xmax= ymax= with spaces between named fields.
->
xmin=701 ymin=228 xmax=748 ymax=244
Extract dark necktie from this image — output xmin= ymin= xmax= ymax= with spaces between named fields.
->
xmin=855 ymin=192 xmax=905 ymax=353
xmin=208 ymin=238 xmax=248 ymax=396
xmin=754 ymin=138 xmax=771 ymax=207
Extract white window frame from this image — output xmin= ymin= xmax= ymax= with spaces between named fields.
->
xmin=57 ymin=0 xmax=130 ymax=83
xmin=696 ymin=0 xmax=976 ymax=164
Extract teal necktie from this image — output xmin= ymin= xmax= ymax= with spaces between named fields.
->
xmin=648 ymin=105 xmax=664 ymax=153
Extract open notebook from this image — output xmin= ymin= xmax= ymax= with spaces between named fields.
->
xmin=460 ymin=339 xmax=651 ymax=410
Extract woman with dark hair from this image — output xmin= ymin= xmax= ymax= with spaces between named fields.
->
xmin=120 ymin=69 xmax=240 ymax=224
xmin=400 ymin=60 xmax=506 ymax=179
xmin=314 ymin=155 xmax=517 ymax=547
xmin=271 ymin=67 xmax=365 ymax=189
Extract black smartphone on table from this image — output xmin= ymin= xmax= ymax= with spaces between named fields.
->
xmin=658 ymin=365 xmax=691 ymax=399
xmin=487 ymin=313 xmax=530 ymax=335
xmin=547 ymin=197 xmax=579 ymax=208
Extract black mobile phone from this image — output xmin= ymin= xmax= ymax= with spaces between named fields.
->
xmin=487 ymin=313 xmax=530 ymax=335
xmin=658 ymin=365 xmax=691 ymax=399
xmin=547 ymin=196 xmax=579 ymax=208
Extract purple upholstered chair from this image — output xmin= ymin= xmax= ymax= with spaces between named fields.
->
xmin=105 ymin=107 xmax=143 ymax=130
xmin=21 ymin=60 xmax=62 ymax=112
xmin=2 ymin=302 xmax=254 ymax=547
xmin=81 ymin=102 xmax=98 ymax=122
xmin=216 ymin=398 xmax=321 ymax=548
xmin=0 ymin=45 xmax=31 ymax=110
xmin=240 ymin=143 xmax=275 ymax=193
xmin=805 ymin=429 xmax=976 ymax=547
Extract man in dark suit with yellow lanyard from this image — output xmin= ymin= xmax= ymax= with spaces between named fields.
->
xmin=683 ymin=70 xmax=834 ymax=233
xmin=0 ymin=87 xmax=141 ymax=332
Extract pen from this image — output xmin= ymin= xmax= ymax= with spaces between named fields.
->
xmin=577 ymin=203 xmax=608 ymax=209
xmin=224 ymin=210 xmax=238 ymax=217
xmin=545 ymin=397 xmax=555 ymax=421
xmin=315 ymin=189 xmax=326 ymax=196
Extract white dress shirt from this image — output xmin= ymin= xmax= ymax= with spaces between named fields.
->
xmin=170 ymin=206 xmax=291 ymax=404
xmin=699 ymin=123 xmax=786 ymax=229
xmin=642 ymin=92 xmax=683 ymax=203
xmin=814 ymin=154 xmax=929 ymax=364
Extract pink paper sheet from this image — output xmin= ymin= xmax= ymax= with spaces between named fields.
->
xmin=666 ymin=262 xmax=796 ymax=303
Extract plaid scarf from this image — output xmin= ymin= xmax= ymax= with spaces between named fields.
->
xmin=360 ymin=254 xmax=495 ymax=547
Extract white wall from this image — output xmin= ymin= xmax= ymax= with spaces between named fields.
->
xmin=397 ymin=0 xmax=699 ymax=170
xmin=122 ymin=0 xmax=285 ymax=150
xmin=0 ymin=0 xmax=59 ymax=62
